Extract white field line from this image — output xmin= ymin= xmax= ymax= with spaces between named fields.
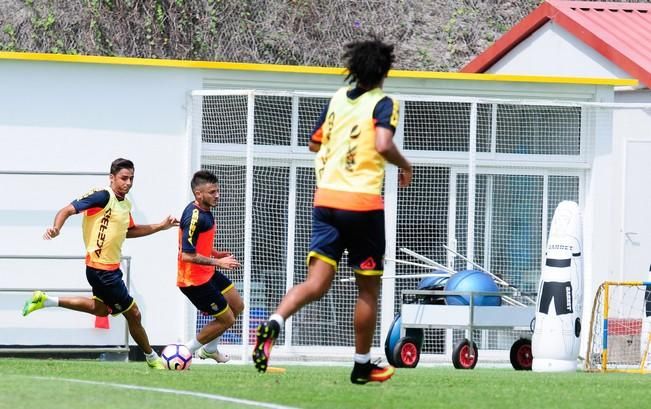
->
xmin=21 ymin=375 xmax=300 ymax=409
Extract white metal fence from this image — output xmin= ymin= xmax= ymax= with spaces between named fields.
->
xmin=189 ymin=90 xmax=607 ymax=362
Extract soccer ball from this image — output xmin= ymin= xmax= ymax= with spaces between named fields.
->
xmin=161 ymin=344 xmax=192 ymax=370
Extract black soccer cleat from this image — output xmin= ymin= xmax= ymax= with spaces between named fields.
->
xmin=350 ymin=360 xmax=395 ymax=385
xmin=252 ymin=320 xmax=280 ymax=373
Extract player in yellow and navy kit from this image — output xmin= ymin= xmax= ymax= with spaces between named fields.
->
xmin=176 ymin=170 xmax=243 ymax=363
xmin=22 ymin=158 xmax=178 ymax=369
xmin=254 ymin=38 xmax=413 ymax=384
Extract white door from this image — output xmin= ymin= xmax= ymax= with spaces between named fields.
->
xmin=622 ymin=141 xmax=651 ymax=281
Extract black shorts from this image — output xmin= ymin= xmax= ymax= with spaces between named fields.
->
xmin=308 ymin=207 xmax=385 ymax=276
xmin=85 ymin=266 xmax=134 ymax=316
xmin=179 ymin=272 xmax=234 ymax=317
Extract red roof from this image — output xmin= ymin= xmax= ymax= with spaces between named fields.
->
xmin=461 ymin=0 xmax=651 ymax=87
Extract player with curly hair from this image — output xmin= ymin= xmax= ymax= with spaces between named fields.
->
xmin=253 ymin=38 xmax=412 ymax=384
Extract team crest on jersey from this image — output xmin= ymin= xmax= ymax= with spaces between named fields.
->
xmin=78 ymin=188 xmax=102 ymax=200
xmin=114 ymin=303 xmax=122 ymax=311
xmin=345 ymin=144 xmax=357 ymax=172
xmin=210 ymin=302 xmax=219 ymax=311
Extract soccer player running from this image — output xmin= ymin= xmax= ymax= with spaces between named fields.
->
xmin=178 ymin=170 xmax=243 ymax=363
xmin=253 ymin=38 xmax=413 ymax=384
xmin=23 ymin=158 xmax=179 ymax=369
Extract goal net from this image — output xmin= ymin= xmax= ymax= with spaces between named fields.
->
xmin=188 ymin=89 xmax=645 ymax=363
xmin=585 ymin=282 xmax=651 ymax=373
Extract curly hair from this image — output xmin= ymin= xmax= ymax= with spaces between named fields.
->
xmin=343 ymin=38 xmax=395 ymax=89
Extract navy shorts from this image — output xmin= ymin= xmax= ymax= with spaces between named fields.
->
xmin=179 ymin=272 xmax=234 ymax=317
xmin=85 ymin=266 xmax=134 ymax=316
xmin=309 ymin=207 xmax=385 ymax=275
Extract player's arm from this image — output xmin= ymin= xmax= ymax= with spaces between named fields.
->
xmin=44 ymin=190 xmax=109 ymax=240
xmin=126 ymin=215 xmax=179 ymax=238
xmin=210 ymin=249 xmax=240 ymax=269
xmin=43 ymin=204 xmax=77 ymax=240
xmin=374 ymin=97 xmax=413 ymax=187
xmin=178 ymin=209 xmax=240 ymax=269
xmin=180 ymin=244 xmax=240 ymax=269
xmin=308 ymin=102 xmax=330 ymax=152
xmin=181 ymin=251 xmax=240 ymax=270
xmin=376 ymin=127 xmax=412 ymax=187
xmin=212 ymin=249 xmax=231 ymax=258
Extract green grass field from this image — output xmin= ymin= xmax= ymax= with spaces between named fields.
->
xmin=0 ymin=358 xmax=648 ymax=409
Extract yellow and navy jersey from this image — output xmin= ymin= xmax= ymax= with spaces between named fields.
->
xmin=310 ymin=86 xmax=399 ymax=211
xmin=71 ymin=188 xmax=134 ymax=271
xmin=177 ymin=201 xmax=216 ymax=287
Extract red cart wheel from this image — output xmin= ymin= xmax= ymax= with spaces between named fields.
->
xmin=452 ymin=339 xmax=478 ymax=369
xmin=392 ymin=337 xmax=420 ymax=368
xmin=510 ymin=338 xmax=533 ymax=370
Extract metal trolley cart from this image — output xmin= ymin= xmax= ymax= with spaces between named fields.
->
xmin=390 ymin=289 xmax=535 ymax=370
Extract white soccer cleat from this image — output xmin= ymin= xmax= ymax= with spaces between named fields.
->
xmin=198 ymin=346 xmax=230 ymax=363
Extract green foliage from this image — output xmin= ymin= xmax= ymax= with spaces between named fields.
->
xmin=1 ymin=24 xmax=17 ymax=51
xmin=0 ymin=0 xmax=552 ymax=70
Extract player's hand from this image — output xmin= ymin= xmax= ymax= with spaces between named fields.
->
xmin=159 ymin=215 xmax=180 ymax=230
xmin=399 ymin=165 xmax=413 ymax=187
xmin=215 ymin=255 xmax=240 ymax=270
xmin=212 ymin=249 xmax=231 ymax=259
xmin=43 ymin=226 xmax=60 ymax=240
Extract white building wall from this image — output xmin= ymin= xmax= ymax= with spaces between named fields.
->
xmin=487 ymin=22 xmax=630 ymax=79
xmin=612 ymin=89 xmax=651 ymax=284
xmin=0 ymin=59 xmax=202 ymax=347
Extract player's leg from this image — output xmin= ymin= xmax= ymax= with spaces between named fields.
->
xmin=253 ymin=257 xmax=335 ymax=372
xmin=223 ymin=281 xmax=244 ymax=318
xmin=350 ymin=273 xmax=394 ymax=384
xmin=22 ymin=267 xmax=113 ymax=317
xmin=276 ymin=257 xmax=336 ymax=318
xmin=87 ymin=266 xmax=164 ymax=369
xmin=122 ymin=303 xmax=164 ymax=369
xmin=253 ymin=207 xmax=341 ymax=372
xmin=58 ymin=296 xmax=110 ymax=315
xmin=181 ymin=275 xmax=235 ymax=363
xmin=23 ymin=291 xmax=109 ymax=316
xmin=122 ymin=303 xmax=152 ymax=351
xmin=344 ymin=209 xmax=395 ymax=384
xmin=274 ymin=206 xmax=341 ymax=320
xmin=195 ymin=308 xmax=236 ymax=362
xmin=194 ymin=283 xmax=244 ymax=362
xmin=354 ymin=274 xmax=380 ymax=354
xmin=22 ymin=290 xmax=60 ymax=316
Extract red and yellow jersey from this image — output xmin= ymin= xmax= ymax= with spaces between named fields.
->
xmin=72 ymin=188 xmax=134 ymax=270
xmin=177 ymin=202 xmax=216 ymax=287
xmin=311 ymin=86 xmax=399 ymax=211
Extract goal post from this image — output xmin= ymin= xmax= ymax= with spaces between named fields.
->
xmin=585 ymin=281 xmax=651 ymax=373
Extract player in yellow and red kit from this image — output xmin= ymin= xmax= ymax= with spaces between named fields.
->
xmin=176 ymin=170 xmax=243 ymax=363
xmin=253 ymin=38 xmax=413 ymax=384
xmin=22 ymin=158 xmax=178 ymax=369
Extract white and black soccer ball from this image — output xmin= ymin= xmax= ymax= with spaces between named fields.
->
xmin=161 ymin=344 xmax=192 ymax=370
